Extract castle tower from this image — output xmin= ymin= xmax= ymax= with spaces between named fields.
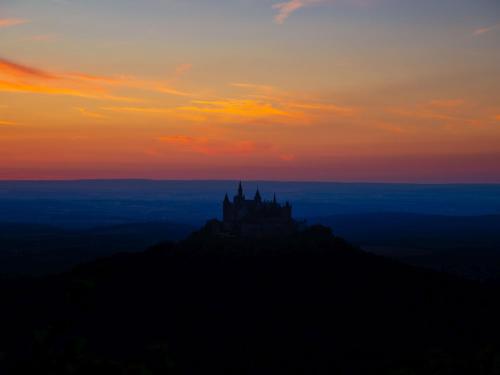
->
xmin=223 ymin=193 xmax=232 ymax=222
xmin=255 ymin=189 xmax=262 ymax=203
xmin=235 ymin=181 xmax=245 ymax=203
xmin=238 ymin=181 xmax=244 ymax=197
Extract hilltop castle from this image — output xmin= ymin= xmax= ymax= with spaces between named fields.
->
xmin=206 ymin=182 xmax=299 ymax=237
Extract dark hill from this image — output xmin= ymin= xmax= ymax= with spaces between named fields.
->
xmin=0 ymin=222 xmax=194 ymax=276
xmin=313 ymin=213 xmax=500 ymax=280
xmin=1 ymin=225 xmax=500 ymax=374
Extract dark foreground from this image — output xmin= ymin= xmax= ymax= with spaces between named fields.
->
xmin=2 ymin=226 xmax=500 ymax=374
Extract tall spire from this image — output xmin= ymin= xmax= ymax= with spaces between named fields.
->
xmin=273 ymin=193 xmax=277 ymax=204
xmin=238 ymin=181 xmax=244 ymax=197
xmin=224 ymin=193 xmax=230 ymax=204
xmin=255 ymin=188 xmax=262 ymax=203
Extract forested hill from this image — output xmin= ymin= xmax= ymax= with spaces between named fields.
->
xmin=2 ymin=225 xmax=500 ymax=374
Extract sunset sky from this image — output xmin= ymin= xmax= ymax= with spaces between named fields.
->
xmin=1 ymin=0 xmax=499 ymax=182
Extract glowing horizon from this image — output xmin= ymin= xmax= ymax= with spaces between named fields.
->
xmin=1 ymin=0 xmax=499 ymax=182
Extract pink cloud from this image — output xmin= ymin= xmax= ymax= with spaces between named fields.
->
xmin=272 ymin=0 xmax=325 ymax=24
xmin=473 ymin=23 xmax=500 ymax=36
xmin=25 ymin=34 xmax=58 ymax=42
xmin=0 ymin=18 xmax=29 ymax=28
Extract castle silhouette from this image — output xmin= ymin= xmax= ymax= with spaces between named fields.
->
xmin=206 ymin=182 xmax=300 ymax=237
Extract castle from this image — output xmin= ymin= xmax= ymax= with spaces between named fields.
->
xmin=210 ymin=182 xmax=299 ymax=237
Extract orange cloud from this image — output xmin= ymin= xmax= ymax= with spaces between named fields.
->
xmin=0 ymin=80 xmax=137 ymax=101
xmin=0 ymin=120 xmax=16 ymax=126
xmin=158 ymin=136 xmax=261 ymax=156
xmin=0 ymin=57 xmax=192 ymax=101
xmin=103 ymin=90 xmax=356 ymax=127
xmin=231 ymin=82 xmax=276 ymax=92
xmin=0 ymin=58 xmax=56 ymax=79
xmin=65 ymin=73 xmax=123 ymax=84
xmin=496 ymin=115 xmax=500 ymax=121
xmin=156 ymin=86 xmax=192 ymax=97
xmin=429 ymin=99 xmax=465 ymax=108
xmin=0 ymin=57 xmax=353 ymax=127
xmin=102 ymin=106 xmax=206 ymax=123
xmin=67 ymin=73 xmax=192 ymax=96
xmin=75 ymin=107 xmax=108 ymax=120
xmin=0 ymin=58 xmax=128 ymax=87
xmin=0 ymin=18 xmax=29 ymax=28
xmin=230 ymin=82 xmax=356 ymax=117
xmin=103 ymin=106 xmax=174 ymax=115
xmin=288 ymin=102 xmax=356 ymax=115
xmin=179 ymin=99 xmax=289 ymax=117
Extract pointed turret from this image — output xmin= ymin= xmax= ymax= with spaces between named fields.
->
xmin=223 ymin=193 xmax=232 ymax=222
xmin=254 ymin=188 xmax=262 ymax=203
xmin=238 ymin=181 xmax=244 ymax=197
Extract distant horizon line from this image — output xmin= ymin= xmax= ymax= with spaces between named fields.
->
xmin=0 ymin=178 xmax=499 ymax=186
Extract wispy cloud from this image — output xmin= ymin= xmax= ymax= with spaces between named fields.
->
xmin=386 ymin=100 xmax=480 ymax=126
xmin=0 ymin=120 xmax=16 ymax=126
xmin=65 ymin=72 xmax=124 ymax=84
xmin=0 ymin=18 xmax=29 ymax=28
xmin=287 ymin=102 xmax=356 ymax=115
xmin=178 ymin=99 xmax=290 ymax=117
xmin=158 ymin=136 xmax=264 ymax=156
xmin=103 ymin=99 xmax=291 ymax=121
xmin=0 ymin=58 xmax=56 ymax=79
xmin=25 ymin=34 xmax=58 ymax=42
xmin=429 ymin=99 xmax=465 ymax=108
xmin=1 ymin=56 xmax=358 ymax=127
xmin=156 ymin=86 xmax=192 ymax=97
xmin=103 ymin=106 xmax=174 ymax=114
xmin=272 ymin=0 xmax=325 ymax=24
xmin=0 ymin=80 xmax=138 ymax=102
xmin=231 ymin=81 xmax=357 ymax=119
xmin=174 ymin=63 xmax=193 ymax=79
xmin=231 ymin=82 xmax=276 ymax=92
xmin=0 ymin=58 xmax=135 ymax=100
xmin=473 ymin=23 xmax=500 ymax=36
xmin=0 ymin=57 xmax=191 ymax=101
xmin=75 ymin=107 xmax=108 ymax=120
xmin=102 ymin=106 xmax=204 ymax=122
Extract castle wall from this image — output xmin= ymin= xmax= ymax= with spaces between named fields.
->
xmin=220 ymin=183 xmax=296 ymax=237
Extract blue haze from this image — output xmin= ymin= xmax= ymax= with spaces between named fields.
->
xmin=0 ymin=180 xmax=499 ymax=228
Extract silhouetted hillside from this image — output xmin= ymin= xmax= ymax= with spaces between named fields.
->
xmin=314 ymin=213 xmax=500 ymax=280
xmin=0 ymin=222 xmax=194 ymax=275
xmin=1 ymin=226 xmax=500 ymax=374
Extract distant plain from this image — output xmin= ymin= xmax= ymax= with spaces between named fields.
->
xmin=1 ymin=180 xmax=499 ymax=278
